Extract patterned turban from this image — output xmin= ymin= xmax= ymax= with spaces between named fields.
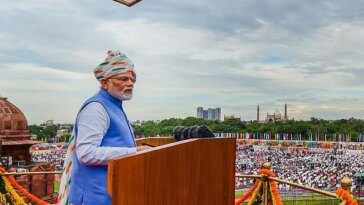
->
xmin=94 ymin=50 xmax=135 ymax=81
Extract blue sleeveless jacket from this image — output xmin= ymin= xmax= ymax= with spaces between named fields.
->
xmin=69 ymin=89 xmax=136 ymax=205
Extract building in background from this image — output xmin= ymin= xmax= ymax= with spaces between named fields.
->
xmin=196 ymin=107 xmax=221 ymax=121
xmin=257 ymin=104 xmax=288 ymax=123
xmin=41 ymin=119 xmax=54 ymax=128
xmin=0 ymin=95 xmax=55 ymax=200
xmin=0 ymin=96 xmax=39 ymax=164
xmin=224 ymin=114 xmax=241 ymax=121
xmin=197 ymin=107 xmax=203 ymax=119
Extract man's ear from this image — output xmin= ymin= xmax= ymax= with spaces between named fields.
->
xmin=100 ymin=79 xmax=109 ymax=90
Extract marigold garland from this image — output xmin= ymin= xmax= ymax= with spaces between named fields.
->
xmin=0 ymin=167 xmax=50 ymax=205
xmin=247 ymin=181 xmax=262 ymax=205
xmin=235 ymin=180 xmax=260 ymax=205
xmin=269 ymin=180 xmax=283 ymax=205
xmin=259 ymin=169 xmax=275 ymax=177
xmin=2 ymin=176 xmax=27 ymax=205
xmin=259 ymin=168 xmax=283 ymax=205
xmin=336 ymin=187 xmax=358 ymax=205
xmin=236 ymin=168 xmax=284 ymax=205
xmin=7 ymin=175 xmax=49 ymax=205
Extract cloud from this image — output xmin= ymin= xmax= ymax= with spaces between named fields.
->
xmin=0 ymin=63 xmax=92 ymax=91
xmin=1 ymin=0 xmax=364 ymax=123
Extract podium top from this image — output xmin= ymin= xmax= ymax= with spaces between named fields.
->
xmin=108 ymin=137 xmax=236 ymax=205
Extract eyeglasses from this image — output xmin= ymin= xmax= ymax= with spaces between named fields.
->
xmin=109 ymin=76 xmax=136 ymax=83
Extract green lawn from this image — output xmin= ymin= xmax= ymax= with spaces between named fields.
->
xmin=54 ymin=181 xmax=60 ymax=193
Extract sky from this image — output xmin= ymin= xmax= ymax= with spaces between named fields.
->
xmin=1 ymin=0 xmax=364 ymax=124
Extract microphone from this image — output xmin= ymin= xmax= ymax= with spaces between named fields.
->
xmin=172 ymin=125 xmax=215 ymax=141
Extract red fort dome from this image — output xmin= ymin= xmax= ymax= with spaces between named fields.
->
xmin=0 ymin=95 xmax=39 ymax=165
xmin=0 ymin=96 xmax=55 ymax=200
xmin=0 ymin=95 xmax=30 ymax=139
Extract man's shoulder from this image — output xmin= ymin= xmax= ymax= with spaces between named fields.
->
xmin=84 ymin=93 xmax=104 ymax=104
xmin=80 ymin=92 xmax=105 ymax=110
xmin=77 ymin=102 xmax=109 ymax=122
xmin=83 ymin=101 xmax=104 ymax=109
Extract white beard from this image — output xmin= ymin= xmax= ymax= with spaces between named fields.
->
xmin=107 ymin=84 xmax=133 ymax=101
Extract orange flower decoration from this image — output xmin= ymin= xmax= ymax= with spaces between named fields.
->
xmin=236 ymin=168 xmax=284 ymax=205
xmin=336 ymin=188 xmax=358 ymax=205
xmin=235 ymin=180 xmax=260 ymax=205
xmin=259 ymin=168 xmax=283 ymax=205
xmin=0 ymin=167 xmax=49 ymax=205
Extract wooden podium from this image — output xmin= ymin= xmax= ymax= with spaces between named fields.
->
xmin=107 ymin=137 xmax=236 ymax=205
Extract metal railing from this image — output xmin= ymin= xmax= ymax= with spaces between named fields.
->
xmin=0 ymin=171 xmax=62 ymax=176
xmin=235 ymin=163 xmax=356 ymax=205
xmin=0 ymin=167 xmax=357 ymax=205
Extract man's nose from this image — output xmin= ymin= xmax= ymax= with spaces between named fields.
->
xmin=126 ymin=81 xmax=134 ymax=87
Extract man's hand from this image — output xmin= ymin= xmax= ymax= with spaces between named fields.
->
xmin=136 ymin=145 xmax=153 ymax=151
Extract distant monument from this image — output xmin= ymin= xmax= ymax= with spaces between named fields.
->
xmin=256 ymin=103 xmax=288 ymax=123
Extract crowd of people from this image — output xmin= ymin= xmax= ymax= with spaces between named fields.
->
xmin=31 ymin=149 xmax=67 ymax=171
xmin=235 ymin=145 xmax=364 ymax=192
xmin=30 ymin=141 xmax=364 ymax=193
